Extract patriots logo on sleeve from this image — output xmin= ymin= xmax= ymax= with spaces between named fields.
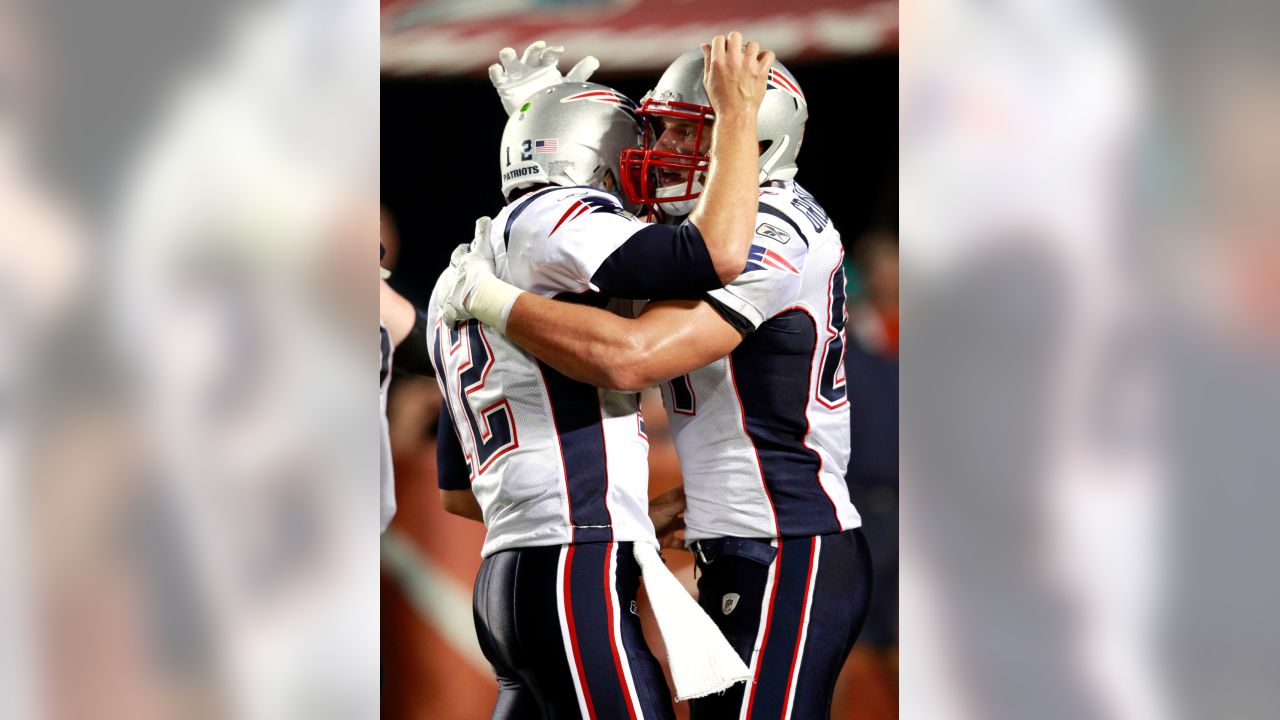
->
xmin=744 ymin=243 xmax=800 ymax=275
xmin=548 ymin=194 xmax=630 ymax=237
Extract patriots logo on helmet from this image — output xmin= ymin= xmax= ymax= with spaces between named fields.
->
xmin=560 ymin=90 xmax=639 ymax=109
xmin=766 ymin=68 xmax=806 ymax=106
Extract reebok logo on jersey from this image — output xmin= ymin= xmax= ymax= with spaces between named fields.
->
xmin=756 ymin=222 xmax=791 ymax=244
xmin=721 ymin=593 xmax=740 ymax=615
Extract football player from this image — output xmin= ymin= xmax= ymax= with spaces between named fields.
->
xmin=380 ymin=215 xmax=440 ymax=532
xmin=426 ymin=35 xmax=773 ymax=718
xmin=445 ymin=44 xmax=872 ymax=720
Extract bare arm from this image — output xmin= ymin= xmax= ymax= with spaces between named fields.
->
xmin=439 ymin=489 xmax=483 ymax=522
xmin=380 ymin=278 xmax=415 ymax=344
xmin=505 ymin=294 xmax=743 ymax=392
xmin=689 ymin=32 xmax=775 ymax=284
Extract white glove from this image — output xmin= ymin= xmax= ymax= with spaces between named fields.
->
xmin=439 ymin=217 xmax=523 ymax=331
xmin=489 ymin=40 xmax=601 ymax=116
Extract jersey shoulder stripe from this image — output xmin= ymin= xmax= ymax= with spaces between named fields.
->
xmin=502 ymin=186 xmax=563 ymax=247
xmin=502 ymin=186 xmax=628 ymax=247
xmin=758 ymin=182 xmax=832 ymax=239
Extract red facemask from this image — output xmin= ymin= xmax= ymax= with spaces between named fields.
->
xmin=619 ymin=97 xmax=714 ymax=214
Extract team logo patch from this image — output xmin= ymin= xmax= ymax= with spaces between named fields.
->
xmin=756 ymin=222 xmax=791 ymax=244
xmin=721 ymin=593 xmax=740 ymax=615
xmin=767 ymin=68 xmax=806 ymax=105
xmin=744 ymin=243 xmax=800 ymax=275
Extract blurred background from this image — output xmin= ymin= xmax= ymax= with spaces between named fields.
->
xmin=379 ymin=0 xmax=899 ymax=718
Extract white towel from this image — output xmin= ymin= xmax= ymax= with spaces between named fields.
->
xmin=632 ymin=542 xmax=752 ymax=701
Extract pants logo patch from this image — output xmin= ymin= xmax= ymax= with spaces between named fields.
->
xmin=721 ymin=593 xmax=740 ymax=615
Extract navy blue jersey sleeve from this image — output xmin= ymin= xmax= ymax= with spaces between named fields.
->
xmin=393 ymin=307 xmax=436 ymax=377
xmin=436 ymin=408 xmax=471 ymax=490
xmin=587 ymin=220 xmax=721 ymax=300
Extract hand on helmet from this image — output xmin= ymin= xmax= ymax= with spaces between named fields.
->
xmin=700 ymin=31 xmax=773 ymax=121
xmin=440 ymin=218 xmax=500 ymax=326
xmin=490 ymin=41 xmax=601 ymax=116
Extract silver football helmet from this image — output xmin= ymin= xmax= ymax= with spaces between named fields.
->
xmin=619 ymin=48 xmax=808 ymax=215
xmin=498 ymin=82 xmax=643 ymax=211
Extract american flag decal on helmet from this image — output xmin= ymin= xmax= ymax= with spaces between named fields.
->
xmin=767 ymin=68 xmax=806 ymax=105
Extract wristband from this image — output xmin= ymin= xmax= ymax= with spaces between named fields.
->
xmin=466 ymin=274 xmax=523 ymax=333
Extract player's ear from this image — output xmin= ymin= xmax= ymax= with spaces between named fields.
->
xmin=602 ymin=168 xmax=617 ymax=192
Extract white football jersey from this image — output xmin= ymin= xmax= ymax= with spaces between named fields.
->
xmin=660 ymin=181 xmax=863 ymax=541
xmin=429 ymin=186 xmax=724 ymax=557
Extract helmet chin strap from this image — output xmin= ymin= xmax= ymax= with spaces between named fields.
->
xmin=758 ymin=134 xmax=790 ymax=183
xmin=654 ymin=179 xmax=702 ymax=217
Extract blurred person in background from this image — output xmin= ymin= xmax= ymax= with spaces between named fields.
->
xmin=426 ymin=35 xmax=769 ymax=718
xmin=104 ymin=0 xmax=380 ymax=716
xmin=446 ymin=38 xmax=871 ymax=720
xmin=899 ymin=0 xmax=1148 ymax=715
xmin=841 ymin=231 xmax=899 ymax=705
xmin=848 ymin=231 xmax=899 ymax=359
xmin=381 ymin=211 xmax=439 ymax=532
xmin=1140 ymin=27 xmax=1280 ymax=717
xmin=0 ymin=0 xmax=86 ymax=717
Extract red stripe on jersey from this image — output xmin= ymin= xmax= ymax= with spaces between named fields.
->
xmin=728 ymin=358 xmax=781 ymax=537
xmin=793 ymin=305 xmax=844 ymax=527
xmin=563 ymin=546 xmax=599 ymax=720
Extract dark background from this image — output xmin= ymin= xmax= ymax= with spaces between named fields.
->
xmin=381 ymin=52 xmax=898 ymax=304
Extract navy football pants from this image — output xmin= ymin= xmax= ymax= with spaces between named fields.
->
xmin=473 ymin=541 xmax=675 ymax=719
xmin=690 ymin=529 xmax=872 ymax=720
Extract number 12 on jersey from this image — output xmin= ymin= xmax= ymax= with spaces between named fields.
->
xmin=436 ymin=319 xmax=520 ymax=475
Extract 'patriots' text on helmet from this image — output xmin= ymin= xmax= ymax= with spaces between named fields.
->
xmin=499 ymin=82 xmax=643 ymax=212
xmin=619 ymin=49 xmax=808 ymax=216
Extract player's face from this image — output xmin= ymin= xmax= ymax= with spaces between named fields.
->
xmin=654 ymin=117 xmax=712 ymax=186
